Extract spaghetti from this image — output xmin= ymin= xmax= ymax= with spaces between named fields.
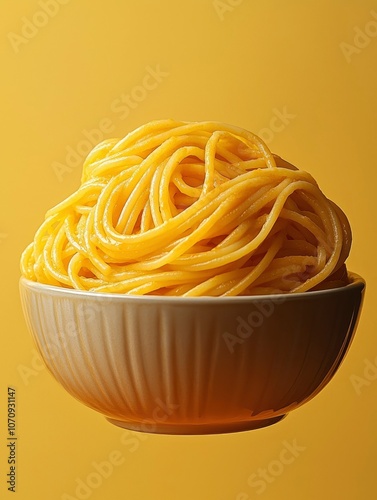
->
xmin=20 ymin=119 xmax=351 ymax=296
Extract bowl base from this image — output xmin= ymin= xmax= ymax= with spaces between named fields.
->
xmin=106 ymin=414 xmax=287 ymax=435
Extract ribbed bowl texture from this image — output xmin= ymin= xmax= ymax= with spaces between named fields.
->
xmin=19 ymin=274 xmax=365 ymax=434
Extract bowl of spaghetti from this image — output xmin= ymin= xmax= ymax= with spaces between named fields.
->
xmin=19 ymin=119 xmax=365 ymax=433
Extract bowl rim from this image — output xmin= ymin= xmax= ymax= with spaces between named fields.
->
xmin=19 ymin=272 xmax=365 ymax=304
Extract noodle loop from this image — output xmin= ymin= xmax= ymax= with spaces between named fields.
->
xmin=20 ymin=120 xmax=351 ymax=295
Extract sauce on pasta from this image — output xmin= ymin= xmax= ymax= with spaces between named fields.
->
xmin=20 ymin=119 xmax=351 ymax=296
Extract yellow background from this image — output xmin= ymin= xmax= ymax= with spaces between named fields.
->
xmin=1 ymin=1 xmax=376 ymax=499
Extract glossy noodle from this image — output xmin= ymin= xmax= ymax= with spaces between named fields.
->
xmin=20 ymin=119 xmax=351 ymax=296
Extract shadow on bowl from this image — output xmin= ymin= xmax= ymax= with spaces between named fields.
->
xmin=19 ymin=273 xmax=365 ymax=434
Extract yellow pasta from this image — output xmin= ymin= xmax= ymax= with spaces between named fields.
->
xmin=20 ymin=119 xmax=351 ymax=296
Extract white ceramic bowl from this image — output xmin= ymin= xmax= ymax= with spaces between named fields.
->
xmin=19 ymin=274 xmax=365 ymax=434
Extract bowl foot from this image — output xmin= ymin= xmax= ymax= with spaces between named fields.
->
xmin=106 ymin=414 xmax=287 ymax=435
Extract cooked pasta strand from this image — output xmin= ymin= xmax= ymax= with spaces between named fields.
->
xmin=20 ymin=120 xmax=351 ymax=295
